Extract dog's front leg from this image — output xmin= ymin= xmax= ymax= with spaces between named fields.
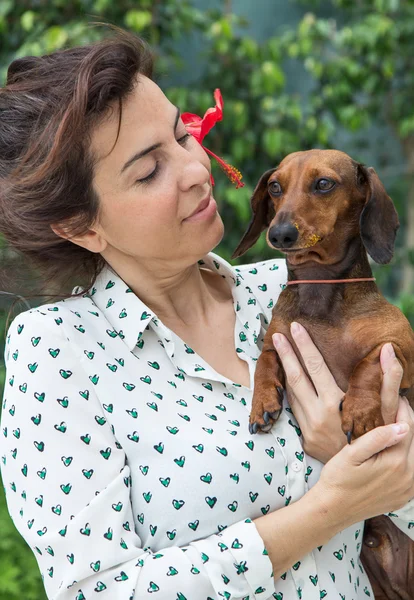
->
xmin=249 ymin=332 xmax=285 ymax=434
xmin=341 ymin=345 xmax=386 ymax=442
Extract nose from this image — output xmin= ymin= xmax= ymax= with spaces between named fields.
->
xmin=268 ymin=223 xmax=299 ymax=249
xmin=178 ymin=144 xmax=211 ymax=191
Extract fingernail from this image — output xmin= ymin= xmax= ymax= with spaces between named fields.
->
xmin=386 ymin=343 xmax=396 ymax=359
xmin=391 ymin=422 xmax=409 ymax=435
xmin=272 ymin=333 xmax=283 ymax=349
xmin=291 ymin=322 xmax=301 ymax=335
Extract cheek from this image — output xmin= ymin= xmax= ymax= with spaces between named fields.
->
xmin=105 ymin=185 xmax=181 ymax=250
xmin=114 ymin=191 xmax=176 ymax=235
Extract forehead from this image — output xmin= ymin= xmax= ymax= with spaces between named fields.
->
xmin=90 ymin=76 xmax=174 ymax=163
xmin=272 ymin=150 xmax=356 ymax=182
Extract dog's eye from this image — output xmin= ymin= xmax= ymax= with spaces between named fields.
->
xmin=316 ymin=178 xmax=335 ymax=192
xmin=363 ymin=534 xmax=382 ymax=549
xmin=268 ymin=181 xmax=282 ymax=196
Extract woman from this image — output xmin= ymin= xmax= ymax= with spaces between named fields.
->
xmin=0 ymin=29 xmax=413 ymax=600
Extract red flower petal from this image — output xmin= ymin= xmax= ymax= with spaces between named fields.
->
xmin=197 ymin=89 xmax=223 ymax=142
xmin=182 ymin=88 xmax=244 ymax=188
xmin=180 ymin=113 xmax=203 ymax=141
xmin=213 ymin=89 xmax=223 ymax=112
xmin=182 ymin=88 xmax=223 ymax=144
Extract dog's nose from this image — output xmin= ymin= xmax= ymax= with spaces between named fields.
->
xmin=268 ymin=223 xmax=299 ymax=249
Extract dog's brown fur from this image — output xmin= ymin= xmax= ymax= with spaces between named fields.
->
xmin=232 ymin=149 xmax=414 ymax=598
xmin=362 ymin=516 xmax=414 ymax=599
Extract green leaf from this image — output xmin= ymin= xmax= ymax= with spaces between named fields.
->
xmin=338 ymin=105 xmax=367 ymax=131
xmin=224 ymin=185 xmax=252 ymax=222
xmin=239 ymin=37 xmax=258 ymax=60
xmin=399 ymin=116 xmax=414 ymax=139
xmin=261 ymin=61 xmax=285 ymax=93
xmin=229 ymin=101 xmax=248 ymax=133
xmin=20 ymin=11 xmax=36 ymax=32
xmin=210 ymin=17 xmax=233 ymax=40
xmin=262 ymin=129 xmax=299 ymax=157
xmin=263 ymin=129 xmax=284 ymax=156
xmin=0 ymin=0 xmax=12 ymax=18
xmin=124 ymin=10 xmax=152 ymax=32
xmin=44 ymin=26 xmax=68 ymax=51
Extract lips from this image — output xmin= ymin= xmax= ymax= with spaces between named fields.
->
xmin=186 ymin=193 xmax=211 ymax=219
xmin=276 ymin=238 xmax=324 ymax=254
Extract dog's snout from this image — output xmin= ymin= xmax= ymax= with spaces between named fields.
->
xmin=268 ymin=223 xmax=299 ymax=249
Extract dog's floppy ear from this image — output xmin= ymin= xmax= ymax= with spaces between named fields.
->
xmin=232 ymin=168 xmax=275 ymax=259
xmin=359 ymin=164 xmax=399 ymax=264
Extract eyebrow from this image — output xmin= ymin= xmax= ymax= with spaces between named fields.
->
xmin=120 ymin=106 xmax=181 ymax=175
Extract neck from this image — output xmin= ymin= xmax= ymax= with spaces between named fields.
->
xmin=285 ymin=238 xmax=376 ymax=319
xmin=104 ymin=254 xmax=230 ymax=327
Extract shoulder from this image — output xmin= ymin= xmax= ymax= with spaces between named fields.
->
xmin=207 ymin=252 xmax=287 ymax=316
xmin=235 ymin=257 xmax=287 ymax=301
xmin=233 ymin=257 xmax=287 ymax=326
xmin=235 ymin=257 xmax=287 ymax=287
xmin=4 ymin=294 xmax=101 ymax=356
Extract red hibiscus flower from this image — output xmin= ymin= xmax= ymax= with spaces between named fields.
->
xmin=181 ymin=89 xmax=244 ymax=189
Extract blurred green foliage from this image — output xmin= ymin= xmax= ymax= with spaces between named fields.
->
xmin=1 ymin=0 xmax=414 ymax=598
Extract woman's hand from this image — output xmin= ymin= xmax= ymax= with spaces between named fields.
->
xmin=255 ymin=399 xmax=414 ymax=579
xmin=272 ymin=322 xmax=403 ymax=463
xmin=314 ymin=397 xmax=414 ymax=529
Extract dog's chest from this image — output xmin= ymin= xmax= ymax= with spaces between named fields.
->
xmin=271 ymin=315 xmax=413 ymax=401
xmin=270 ymin=287 xmax=414 ymax=394
xmin=282 ymin=319 xmax=358 ymax=391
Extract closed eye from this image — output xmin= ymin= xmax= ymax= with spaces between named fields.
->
xmin=177 ymin=132 xmax=191 ymax=145
xmin=135 ymin=134 xmax=191 ymax=186
xmin=135 ymin=162 xmax=159 ymax=186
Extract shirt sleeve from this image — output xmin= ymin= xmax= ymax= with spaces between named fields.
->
xmin=0 ymin=308 xmax=275 ymax=600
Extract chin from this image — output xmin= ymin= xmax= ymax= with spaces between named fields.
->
xmin=194 ymin=218 xmax=223 ymax=263
xmin=286 ymin=250 xmax=322 ymax=266
xmin=208 ymin=211 xmax=225 ymax=249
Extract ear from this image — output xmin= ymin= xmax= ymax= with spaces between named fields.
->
xmin=359 ymin=165 xmax=399 ymax=264
xmin=232 ymin=168 xmax=275 ymax=259
xmin=50 ymin=223 xmax=107 ymax=254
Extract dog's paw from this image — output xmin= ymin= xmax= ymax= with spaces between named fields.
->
xmin=340 ymin=392 xmax=384 ymax=442
xmin=249 ymin=385 xmax=284 ymax=434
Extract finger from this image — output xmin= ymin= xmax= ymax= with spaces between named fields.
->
xmin=388 ymin=398 xmax=414 ymax=476
xmin=290 ymin=322 xmax=340 ymax=397
xmin=272 ymin=333 xmax=313 ymax=420
xmin=395 ymin=396 xmax=414 ymax=427
xmin=347 ymin=422 xmax=409 ymax=466
xmin=398 ymin=397 xmax=414 ymax=469
xmin=380 ymin=343 xmax=404 ymax=425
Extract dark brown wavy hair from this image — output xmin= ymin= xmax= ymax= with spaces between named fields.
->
xmin=0 ymin=27 xmax=153 ymax=327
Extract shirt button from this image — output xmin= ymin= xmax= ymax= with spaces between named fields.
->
xmin=291 ymin=461 xmax=302 ymax=472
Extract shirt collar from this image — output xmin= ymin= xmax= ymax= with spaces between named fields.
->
xmin=75 ymin=252 xmax=266 ymax=352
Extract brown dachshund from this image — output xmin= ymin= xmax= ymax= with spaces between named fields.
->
xmin=362 ymin=515 xmax=414 ymax=599
xmin=232 ymin=149 xmax=414 ymax=598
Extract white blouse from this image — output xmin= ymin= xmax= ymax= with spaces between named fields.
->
xmin=1 ymin=252 xmax=413 ymax=600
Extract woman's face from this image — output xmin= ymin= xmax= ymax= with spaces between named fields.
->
xmin=88 ymin=76 xmax=224 ymax=273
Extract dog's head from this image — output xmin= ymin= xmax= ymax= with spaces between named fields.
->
xmin=232 ymin=149 xmax=399 ymax=267
xmin=361 ymin=516 xmax=414 ymax=600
